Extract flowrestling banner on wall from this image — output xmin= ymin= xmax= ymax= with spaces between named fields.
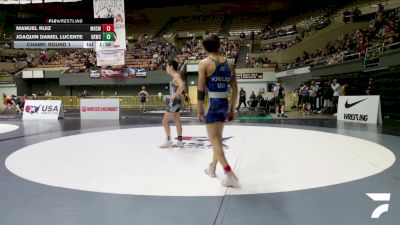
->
xmin=90 ymin=67 xmax=147 ymax=78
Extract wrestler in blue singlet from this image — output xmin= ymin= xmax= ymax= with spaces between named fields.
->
xmin=205 ymin=57 xmax=231 ymax=124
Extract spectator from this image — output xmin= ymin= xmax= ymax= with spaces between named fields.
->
xmin=82 ymin=90 xmax=89 ymax=98
xmin=274 ymin=80 xmax=287 ymax=117
xmin=138 ymin=86 xmax=149 ymax=112
xmin=85 ymin=57 xmax=92 ymax=72
xmin=26 ymin=54 xmax=33 ymax=67
xmin=309 ymin=81 xmax=318 ymax=113
xmin=322 ymin=82 xmax=334 ymax=114
xmin=353 ymin=7 xmax=362 ymax=22
xmin=240 ymin=31 xmax=245 ymax=39
xmin=366 ymin=78 xmax=378 ymax=95
xmin=249 ymin=91 xmax=256 ymax=100
xmin=256 ymin=92 xmax=264 ymax=101
xmin=341 ymin=83 xmax=349 ymax=96
xmin=343 ymin=10 xmax=351 ymax=23
xmin=300 ymin=83 xmax=311 ymax=115
xmin=236 ymin=87 xmax=247 ymax=110
xmin=45 ymin=90 xmax=52 ymax=97
xmin=182 ymin=91 xmax=192 ymax=112
xmin=250 ymin=31 xmax=255 ymax=43
xmin=298 ymin=83 xmax=304 ymax=108
xmin=331 ymin=79 xmax=341 ymax=115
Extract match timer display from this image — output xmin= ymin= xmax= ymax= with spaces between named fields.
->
xmin=13 ymin=18 xmax=115 ymax=49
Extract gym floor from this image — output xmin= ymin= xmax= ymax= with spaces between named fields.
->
xmin=0 ymin=110 xmax=399 ymax=225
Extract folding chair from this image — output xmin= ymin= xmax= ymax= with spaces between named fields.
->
xmin=258 ymin=99 xmax=268 ymax=116
xmin=246 ymin=99 xmax=258 ymax=116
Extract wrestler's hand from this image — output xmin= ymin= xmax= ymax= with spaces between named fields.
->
xmin=227 ymin=110 xmax=234 ymax=122
xmin=197 ymin=113 xmax=204 ymax=123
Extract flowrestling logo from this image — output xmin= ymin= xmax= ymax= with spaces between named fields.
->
xmin=175 ymin=136 xmax=233 ymax=149
xmin=366 ymin=193 xmax=391 ymax=219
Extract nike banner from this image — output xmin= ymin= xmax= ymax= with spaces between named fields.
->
xmin=337 ymin=95 xmax=382 ymax=124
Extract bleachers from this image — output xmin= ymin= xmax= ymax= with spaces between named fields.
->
xmin=175 ymin=40 xmax=241 ymax=69
xmin=168 ymin=16 xmax=223 ymax=33
xmin=126 ymin=20 xmax=164 ymax=39
xmin=30 ymin=41 xmax=172 ymax=72
xmin=229 ymin=16 xmax=269 ymax=36
xmin=276 ymin=8 xmax=400 ymax=70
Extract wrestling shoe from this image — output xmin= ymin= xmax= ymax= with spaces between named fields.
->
xmin=221 ymin=172 xmax=240 ymax=188
xmin=204 ymin=165 xmax=216 ymax=178
xmin=172 ymin=141 xmax=184 ymax=148
xmin=159 ymin=141 xmax=173 ymax=148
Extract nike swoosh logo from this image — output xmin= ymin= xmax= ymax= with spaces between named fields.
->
xmin=345 ymin=98 xmax=368 ymax=108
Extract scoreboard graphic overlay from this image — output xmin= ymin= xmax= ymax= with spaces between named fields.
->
xmin=14 ymin=18 xmax=115 ymax=49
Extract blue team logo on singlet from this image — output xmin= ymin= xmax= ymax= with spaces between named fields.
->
xmin=207 ymin=60 xmax=231 ymax=92
xmin=174 ymin=136 xmax=233 ymax=149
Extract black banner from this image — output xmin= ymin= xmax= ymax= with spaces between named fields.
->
xmin=241 ymin=73 xmax=263 ymax=79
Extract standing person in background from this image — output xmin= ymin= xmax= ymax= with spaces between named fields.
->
xmin=298 ymin=83 xmax=304 ymax=109
xmin=45 ymin=90 xmax=52 ymax=97
xmin=274 ymin=80 xmax=287 ymax=117
xmin=316 ymin=82 xmax=323 ymax=113
xmin=248 ymin=91 xmax=256 ymax=105
xmin=197 ymin=34 xmax=239 ymax=187
xmin=300 ymin=83 xmax=311 ymax=116
xmin=256 ymin=91 xmax=264 ymax=101
xmin=159 ymin=60 xmax=185 ymax=148
xmin=182 ymin=91 xmax=192 ymax=112
xmin=236 ymin=87 xmax=247 ymax=110
xmin=341 ymin=83 xmax=349 ymax=96
xmin=309 ymin=81 xmax=318 ymax=113
xmin=322 ymin=82 xmax=334 ymax=114
xmin=331 ymin=79 xmax=341 ymax=115
xmin=138 ymin=86 xmax=149 ymax=112
xmin=366 ymin=78 xmax=378 ymax=95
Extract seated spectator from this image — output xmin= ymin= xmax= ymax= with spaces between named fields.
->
xmin=45 ymin=90 xmax=52 ymax=97
xmin=256 ymin=92 xmax=264 ymax=101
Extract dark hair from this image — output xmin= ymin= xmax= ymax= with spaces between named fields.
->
xmin=202 ymin=34 xmax=220 ymax=53
xmin=168 ymin=60 xmax=179 ymax=71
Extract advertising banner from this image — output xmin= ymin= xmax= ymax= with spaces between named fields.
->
xmin=80 ymin=98 xmax=120 ymax=119
xmin=337 ymin=95 xmax=382 ymax=124
xmin=23 ymin=100 xmax=64 ymax=120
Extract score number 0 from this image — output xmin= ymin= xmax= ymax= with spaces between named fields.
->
xmin=102 ymin=24 xmax=115 ymax=41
